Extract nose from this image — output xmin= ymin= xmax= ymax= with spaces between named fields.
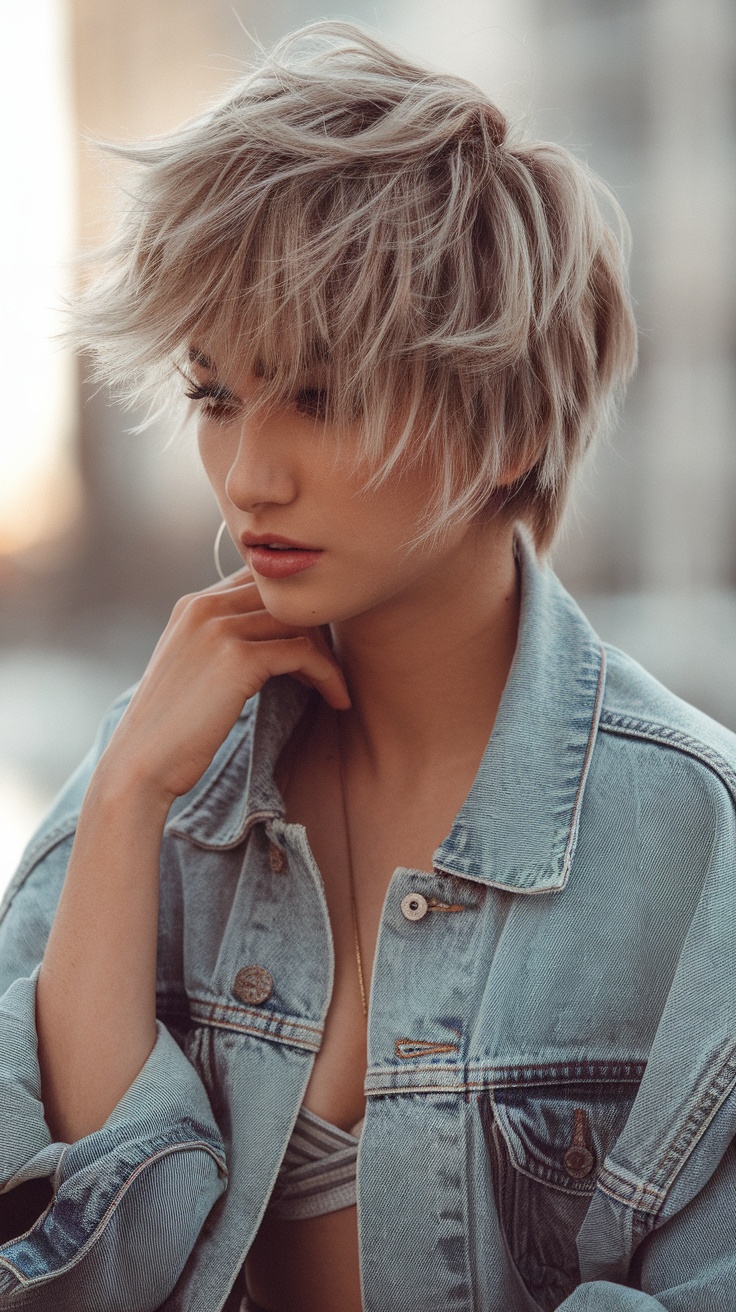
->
xmin=224 ymin=410 xmax=298 ymax=512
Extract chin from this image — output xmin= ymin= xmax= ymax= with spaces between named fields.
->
xmin=251 ymin=577 xmax=336 ymax=626
xmin=254 ymin=576 xmax=373 ymax=628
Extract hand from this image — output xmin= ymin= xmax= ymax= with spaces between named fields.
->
xmin=97 ymin=567 xmax=350 ymax=805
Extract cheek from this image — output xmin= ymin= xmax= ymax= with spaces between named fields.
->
xmin=352 ymin=473 xmax=437 ymax=554
xmin=197 ymin=422 xmax=231 ymax=494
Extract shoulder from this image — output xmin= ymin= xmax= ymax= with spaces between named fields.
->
xmin=599 ymin=642 xmax=736 ymax=800
xmin=587 ymin=642 xmax=736 ymax=860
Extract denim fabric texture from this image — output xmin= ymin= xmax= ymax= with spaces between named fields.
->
xmin=1 ymin=531 xmax=736 ymax=1310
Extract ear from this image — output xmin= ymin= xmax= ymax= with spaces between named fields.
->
xmin=495 ymin=451 xmax=537 ymax=490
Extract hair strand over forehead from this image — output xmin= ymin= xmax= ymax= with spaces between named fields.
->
xmin=71 ymin=18 xmax=638 ymax=550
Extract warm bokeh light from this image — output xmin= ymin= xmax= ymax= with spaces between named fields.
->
xmin=0 ymin=0 xmax=82 ymax=556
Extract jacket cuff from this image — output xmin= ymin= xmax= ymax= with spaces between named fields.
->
xmin=0 ymin=968 xmax=227 ymax=1307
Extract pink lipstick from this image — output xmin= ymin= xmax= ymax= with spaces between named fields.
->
xmin=241 ymin=533 xmax=323 ymax=580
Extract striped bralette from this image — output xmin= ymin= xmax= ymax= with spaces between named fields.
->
xmin=267 ymin=1104 xmax=365 ymax=1220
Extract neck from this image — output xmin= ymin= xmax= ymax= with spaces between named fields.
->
xmin=329 ymin=520 xmax=520 ymax=782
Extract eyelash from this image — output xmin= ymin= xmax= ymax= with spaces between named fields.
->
xmin=182 ymin=377 xmax=329 ymax=423
xmin=183 ymin=380 xmax=237 ymax=421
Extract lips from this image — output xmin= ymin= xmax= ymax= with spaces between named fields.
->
xmin=240 ymin=533 xmax=323 ymax=579
xmin=240 ymin=532 xmax=321 ymax=550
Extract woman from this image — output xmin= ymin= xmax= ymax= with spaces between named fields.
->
xmin=1 ymin=20 xmax=735 ymax=1312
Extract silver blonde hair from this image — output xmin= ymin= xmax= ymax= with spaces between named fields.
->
xmin=73 ymin=20 xmax=638 ymax=549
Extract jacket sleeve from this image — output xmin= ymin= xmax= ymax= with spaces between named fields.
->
xmin=0 ymin=692 xmax=228 ymax=1312
xmin=557 ymin=764 xmax=736 ymax=1312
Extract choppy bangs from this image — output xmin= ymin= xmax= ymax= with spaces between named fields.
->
xmin=73 ymin=20 xmax=638 ymax=548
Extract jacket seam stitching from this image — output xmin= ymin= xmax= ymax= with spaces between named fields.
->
xmin=192 ymin=1010 xmax=322 ymax=1052
xmin=364 ymin=1073 xmax=646 ymax=1094
xmin=188 ymin=995 xmax=323 ymax=1035
xmin=0 ymin=1139 xmax=227 ymax=1287
xmin=365 ymin=1062 xmax=646 ymax=1085
xmin=599 ymin=712 xmax=736 ymax=800
xmin=487 ymin=1088 xmax=596 ymax=1198
xmin=648 ymin=1044 xmax=736 ymax=1191
xmin=594 ymin=1044 xmax=736 ymax=1216
xmin=165 ymin=808 xmax=276 ymax=851
xmin=595 ymin=1170 xmax=667 ymax=1213
xmin=560 ymin=643 xmax=607 ymax=885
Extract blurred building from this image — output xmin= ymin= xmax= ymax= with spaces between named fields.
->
xmin=1 ymin=0 xmax=735 ymax=890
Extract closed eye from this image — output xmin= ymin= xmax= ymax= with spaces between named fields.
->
xmin=181 ymin=376 xmax=240 ymax=422
xmin=180 ymin=358 xmax=329 ymax=425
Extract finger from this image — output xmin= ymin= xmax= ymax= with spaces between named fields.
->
xmin=176 ymin=576 xmax=265 ymax=621
xmin=247 ymin=637 xmax=351 ymax=710
xmin=221 ymin=609 xmax=341 ymax=648
xmin=199 ymin=564 xmax=255 ymax=596
xmin=223 ymin=609 xmax=301 ymax=641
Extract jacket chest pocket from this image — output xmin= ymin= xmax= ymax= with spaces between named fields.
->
xmin=480 ymin=1070 xmax=643 ymax=1311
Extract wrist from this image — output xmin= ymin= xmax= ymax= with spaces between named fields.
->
xmin=87 ymin=750 xmax=177 ymax=822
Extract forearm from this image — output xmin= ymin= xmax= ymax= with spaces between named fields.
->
xmin=35 ymin=758 xmax=172 ymax=1143
xmin=31 ymin=575 xmax=346 ymax=1147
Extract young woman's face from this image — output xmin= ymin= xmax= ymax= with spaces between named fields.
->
xmin=191 ymin=349 xmax=502 ymax=628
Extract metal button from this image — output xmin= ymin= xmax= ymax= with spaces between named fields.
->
xmin=401 ymin=892 xmax=429 ymax=921
xmin=269 ymin=842 xmax=287 ymax=873
xmin=563 ymin=1145 xmax=595 ymax=1179
xmin=233 ymin=966 xmax=273 ymax=1005
xmin=564 ymin=1108 xmax=595 ymax=1179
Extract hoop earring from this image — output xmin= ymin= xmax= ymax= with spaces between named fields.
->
xmin=214 ymin=519 xmax=229 ymax=581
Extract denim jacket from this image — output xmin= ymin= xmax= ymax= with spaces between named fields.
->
xmin=2 ymin=531 xmax=736 ymax=1312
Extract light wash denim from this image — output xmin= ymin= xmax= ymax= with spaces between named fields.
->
xmin=2 ymin=531 xmax=736 ymax=1311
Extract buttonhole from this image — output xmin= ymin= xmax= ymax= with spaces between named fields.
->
xmin=427 ymin=897 xmax=467 ymax=913
xmin=395 ymin=1038 xmax=460 ymax=1059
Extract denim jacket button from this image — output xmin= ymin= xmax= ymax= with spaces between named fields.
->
xmin=563 ymin=1145 xmax=595 ymax=1179
xmin=401 ymin=892 xmax=429 ymax=921
xmin=233 ymin=966 xmax=274 ymax=1005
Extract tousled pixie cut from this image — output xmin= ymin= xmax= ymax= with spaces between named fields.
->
xmin=73 ymin=20 xmax=638 ymax=550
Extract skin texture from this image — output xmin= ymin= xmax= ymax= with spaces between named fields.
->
xmin=36 ymin=349 xmax=521 ymax=1312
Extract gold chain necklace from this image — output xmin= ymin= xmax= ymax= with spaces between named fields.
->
xmin=335 ymin=709 xmax=369 ymax=1018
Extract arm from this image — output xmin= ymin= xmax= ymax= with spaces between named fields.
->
xmin=36 ymin=566 xmax=348 ymax=1143
xmin=0 ymin=567 xmax=349 ymax=1309
xmin=35 ymin=773 xmax=168 ymax=1143
xmin=0 ymin=740 xmax=229 ymax=1311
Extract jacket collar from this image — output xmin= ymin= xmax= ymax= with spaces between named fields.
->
xmin=165 ymin=672 xmax=308 ymax=850
xmin=433 ymin=532 xmax=606 ymax=892
xmin=167 ymin=529 xmax=605 ymax=894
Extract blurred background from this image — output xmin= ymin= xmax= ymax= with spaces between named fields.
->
xmin=1 ymin=0 xmax=735 ymax=894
